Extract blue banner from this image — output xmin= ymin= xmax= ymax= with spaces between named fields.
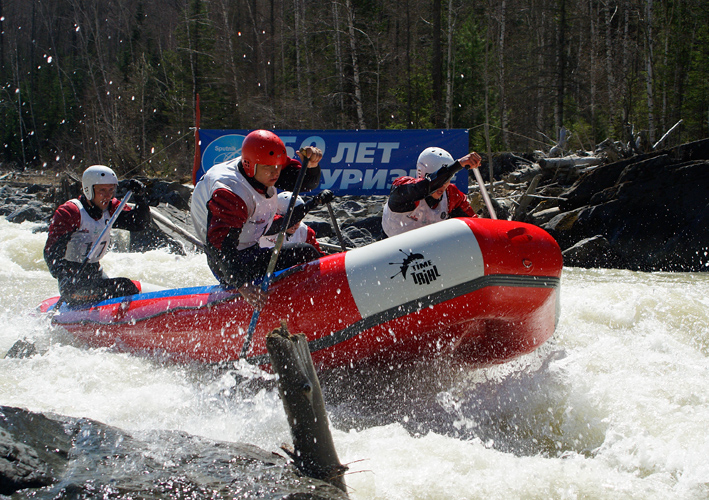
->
xmin=196 ymin=129 xmax=470 ymax=196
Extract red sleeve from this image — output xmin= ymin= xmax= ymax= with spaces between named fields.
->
xmin=44 ymin=201 xmax=81 ymax=251
xmin=108 ymin=197 xmax=131 ymax=215
xmin=305 ymin=225 xmax=323 ymax=255
xmin=205 ymin=188 xmax=249 ymax=250
xmin=446 ymin=186 xmax=476 ymax=217
xmin=391 ymin=176 xmax=422 ymax=188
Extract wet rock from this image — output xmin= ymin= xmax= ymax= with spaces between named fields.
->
xmin=546 ymin=139 xmax=709 ymax=271
xmin=561 ymin=235 xmax=617 ymax=268
xmin=5 ymin=201 xmax=53 ymax=224
xmin=0 ymin=406 xmax=348 ymax=499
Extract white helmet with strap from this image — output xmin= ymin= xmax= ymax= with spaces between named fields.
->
xmin=276 ymin=191 xmax=304 ymax=216
xmin=416 ymin=147 xmax=455 ymax=179
xmin=82 ymin=165 xmax=118 ymax=200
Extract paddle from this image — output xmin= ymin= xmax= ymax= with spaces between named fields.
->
xmin=149 ymin=206 xmax=204 ymax=249
xmin=239 ymin=151 xmax=311 ymax=358
xmin=53 ymin=190 xmax=133 ymax=311
xmin=471 ymin=167 xmax=498 ymax=219
xmin=325 ymin=201 xmax=348 ymax=252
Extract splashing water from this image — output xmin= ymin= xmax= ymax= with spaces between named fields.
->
xmin=1 ymin=218 xmax=708 ymax=499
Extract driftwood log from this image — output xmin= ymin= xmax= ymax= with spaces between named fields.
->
xmin=266 ymin=322 xmax=348 ymax=495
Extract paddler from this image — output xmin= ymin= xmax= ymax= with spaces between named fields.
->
xmin=258 ymin=190 xmax=335 ymax=256
xmin=43 ymin=165 xmax=151 ymax=306
xmin=381 ymin=147 xmax=481 ymax=237
xmin=190 ymin=129 xmax=323 ymax=308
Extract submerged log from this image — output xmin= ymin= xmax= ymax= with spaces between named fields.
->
xmin=266 ymin=322 xmax=348 ymax=496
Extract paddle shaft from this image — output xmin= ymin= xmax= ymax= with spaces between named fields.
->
xmin=53 ymin=191 xmax=133 ymax=311
xmin=240 ymin=153 xmax=311 ymax=358
xmin=471 ymin=167 xmax=497 ymax=219
xmin=149 ymin=206 xmax=204 ymax=249
xmin=325 ymin=201 xmax=348 ymax=252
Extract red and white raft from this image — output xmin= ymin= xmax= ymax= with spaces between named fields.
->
xmin=39 ymin=217 xmax=563 ymax=371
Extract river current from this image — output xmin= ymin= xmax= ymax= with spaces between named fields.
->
xmin=1 ymin=218 xmax=708 ymax=499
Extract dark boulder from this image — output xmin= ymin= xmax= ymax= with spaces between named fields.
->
xmin=0 ymin=406 xmax=348 ymax=499
xmin=543 ymin=139 xmax=709 ymax=271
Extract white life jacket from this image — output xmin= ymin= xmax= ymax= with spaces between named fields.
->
xmin=259 ymin=222 xmax=308 ymax=248
xmin=191 ymin=157 xmax=278 ymax=250
xmin=381 ymin=193 xmax=450 ymax=237
xmin=63 ymin=199 xmax=112 ymax=263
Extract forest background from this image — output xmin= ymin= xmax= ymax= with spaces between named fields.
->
xmin=1 ymin=0 xmax=708 ymax=181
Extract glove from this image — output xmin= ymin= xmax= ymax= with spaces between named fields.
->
xmin=125 ymin=179 xmax=149 ymax=204
xmin=126 ymin=179 xmax=147 ymax=197
xmin=314 ymin=189 xmax=334 ymax=206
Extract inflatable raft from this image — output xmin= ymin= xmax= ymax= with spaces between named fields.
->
xmin=39 ymin=217 xmax=562 ymax=371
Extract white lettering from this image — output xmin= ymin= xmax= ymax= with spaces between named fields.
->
xmin=320 ymin=169 xmax=342 ymax=189
xmin=330 ymin=141 xmax=401 ymax=165
xmin=331 ymin=143 xmax=357 ymax=163
xmin=362 ymin=169 xmax=388 ymax=190
xmin=355 ymin=142 xmax=377 ymax=163
xmin=340 ymin=169 xmax=363 ymax=189
xmin=387 ymin=169 xmax=408 ymax=189
xmin=378 ymin=142 xmax=399 ymax=163
xmin=281 ymin=136 xmax=297 ymax=157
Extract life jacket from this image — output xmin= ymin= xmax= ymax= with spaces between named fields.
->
xmin=191 ymin=157 xmax=278 ymax=250
xmin=382 ymin=192 xmax=450 ymax=237
xmin=62 ymin=199 xmax=113 ymax=263
xmin=259 ymin=222 xmax=309 ymax=248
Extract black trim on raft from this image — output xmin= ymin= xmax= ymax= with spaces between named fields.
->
xmin=246 ymin=273 xmax=561 ymax=365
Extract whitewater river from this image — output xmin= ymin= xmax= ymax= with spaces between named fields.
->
xmin=1 ymin=217 xmax=708 ymax=499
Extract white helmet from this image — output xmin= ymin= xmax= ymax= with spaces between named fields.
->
xmin=416 ymin=147 xmax=455 ymax=179
xmin=82 ymin=165 xmax=118 ymax=200
xmin=276 ymin=192 xmax=304 ymax=216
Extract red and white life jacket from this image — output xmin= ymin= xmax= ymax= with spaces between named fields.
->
xmin=191 ymin=158 xmax=279 ymax=250
xmin=382 ymin=193 xmax=450 ymax=237
xmin=62 ymin=199 xmax=113 ymax=263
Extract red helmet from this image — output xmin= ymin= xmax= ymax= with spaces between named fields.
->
xmin=241 ymin=130 xmax=289 ymax=177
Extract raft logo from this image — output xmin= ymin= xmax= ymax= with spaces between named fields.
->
xmin=389 ymin=249 xmax=441 ymax=285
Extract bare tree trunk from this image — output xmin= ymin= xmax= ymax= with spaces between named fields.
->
xmin=345 ymin=0 xmax=366 ymax=129
xmin=444 ymin=0 xmax=455 ymax=129
xmin=182 ymin=0 xmax=199 ymax=130
xmin=535 ymin=6 xmax=546 ymax=134
xmin=0 ymin=0 xmax=4 ymax=76
xmin=217 ymin=0 xmax=241 ymax=128
xmin=484 ymin=1 xmax=493 ymax=194
xmin=621 ymin=1 xmax=631 ymax=124
xmin=294 ymin=0 xmax=303 ymax=101
xmin=555 ymin=0 xmax=566 ymax=132
xmin=12 ymin=49 xmax=27 ymax=167
xmin=269 ymin=0 xmax=276 ymax=99
xmin=604 ymin=3 xmax=616 ymax=125
xmin=498 ymin=0 xmax=509 ymax=149
xmin=432 ymin=0 xmax=443 ymax=127
xmin=332 ymin=1 xmax=346 ymax=126
xmin=301 ymin=0 xmax=314 ymax=126
xmin=644 ymin=0 xmax=656 ymax=143
xmin=589 ymin=0 xmax=597 ymax=142
xmin=406 ymin=0 xmax=412 ymax=126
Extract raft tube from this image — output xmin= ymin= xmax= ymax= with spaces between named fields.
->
xmin=39 ymin=217 xmax=563 ymax=371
